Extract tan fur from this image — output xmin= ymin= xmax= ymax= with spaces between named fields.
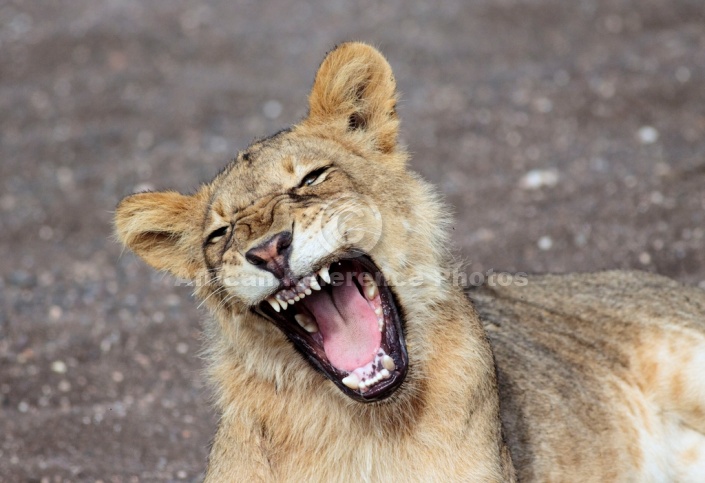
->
xmin=114 ymin=43 xmax=705 ymax=481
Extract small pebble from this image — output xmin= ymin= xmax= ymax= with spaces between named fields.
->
xmin=49 ymin=305 xmax=62 ymax=320
xmin=638 ymin=126 xmax=659 ymax=144
xmin=675 ymin=66 xmax=691 ymax=83
xmin=538 ymin=236 xmax=553 ymax=251
xmin=520 ymin=169 xmax=559 ymax=190
xmin=38 ymin=226 xmax=54 ymax=240
xmin=649 ymin=192 xmax=664 ymax=205
xmin=532 ymin=97 xmax=553 ymax=113
xmin=638 ymin=252 xmax=651 ymax=265
xmin=51 ymin=361 xmax=67 ymax=374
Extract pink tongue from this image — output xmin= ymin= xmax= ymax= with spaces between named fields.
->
xmin=301 ymin=282 xmax=381 ymax=371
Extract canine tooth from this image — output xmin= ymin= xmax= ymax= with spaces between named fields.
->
xmin=365 ymin=280 xmax=378 ymax=301
xmin=267 ymin=297 xmax=280 ymax=312
xmin=278 ymin=300 xmax=288 ymax=311
xmin=318 ymin=266 xmax=331 ymax=284
xmin=342 ymin=374 xmax=360 ymax=390
xmin=382 ymin=355 xmax=396 ymax=371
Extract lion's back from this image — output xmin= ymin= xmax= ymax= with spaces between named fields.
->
xmin=470 ymin=270 xmax=705 ymax=481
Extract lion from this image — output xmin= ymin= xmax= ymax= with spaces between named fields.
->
xmin=114 ymin=42 xmax=705 ymax=481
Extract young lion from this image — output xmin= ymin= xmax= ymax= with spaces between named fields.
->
xmin=115 ymin=43 xmax=705 ymax=481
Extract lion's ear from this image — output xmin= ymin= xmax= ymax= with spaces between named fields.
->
xmin=114 ymin=191 xmax=204 ymax=280
xmin=304 ymin=42 xmax=399 ymax=154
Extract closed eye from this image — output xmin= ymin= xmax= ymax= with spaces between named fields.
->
xmin=206 ymin=226 xmax=229 ymax=244
xmin=299 ymin=166 xmax=331 ymax=188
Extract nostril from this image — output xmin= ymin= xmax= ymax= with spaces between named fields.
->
xmin=245 ymin=231 xmax=293 ymax=268
xmin=277 ymin=231 xmax=293 ymax=251
xmin=245 ymin=252 xmax=266 ymax=266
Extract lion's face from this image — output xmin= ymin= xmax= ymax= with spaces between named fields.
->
xmin=199 ymin=133 xmax=409 ymax=400
xmin=115 ymin=43 xmax=449 ymax=402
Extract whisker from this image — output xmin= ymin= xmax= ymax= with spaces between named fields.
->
xmin=197 ymin=285 xmax=228 ymax=310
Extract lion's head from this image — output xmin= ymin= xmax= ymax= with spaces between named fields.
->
xmin=115 ymin=43 xmax=452 ymax=403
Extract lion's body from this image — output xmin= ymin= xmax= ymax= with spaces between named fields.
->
xmin=114 ymin=43 xmax=705 ymax=481
xmin=474 ymin=271 xmax=705 ymax=482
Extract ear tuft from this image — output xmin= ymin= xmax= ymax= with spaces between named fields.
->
xmin=114 ymin=191 xmax=204 ymax=279
xmin=348 ymin=111 xmax=367 ymax=131
xmin=304 ymin=42 xmax=399 ymax=154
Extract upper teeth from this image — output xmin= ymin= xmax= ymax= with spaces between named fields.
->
xmin=363 ymin=275 xmax=378 ymax=301
xmin=318 ymin=265 xmax=331 ymax=284
xmin=266 ymin=264 xmax=330 ymax=312
xmin=267 ymin=298 xmax=281 ymax=312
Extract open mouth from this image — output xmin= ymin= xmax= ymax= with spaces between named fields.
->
xmin=256 ymin=255 xmax=408 ymax=402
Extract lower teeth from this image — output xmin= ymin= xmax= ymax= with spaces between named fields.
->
xmin=294 ymin=313 xmax=318 ymax=333
xmin=342 ymin=349 xmax=395 ymax=393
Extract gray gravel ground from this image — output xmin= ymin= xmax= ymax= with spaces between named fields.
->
xmin=1 ymin=0 xmax=704 ymax=481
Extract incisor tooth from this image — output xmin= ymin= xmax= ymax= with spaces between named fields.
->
xmin=374 ymin=306 xmax=383 ymax=316
xmin=267 ymin=297 xmax=280 ymax=312
xmin=318 ymin=266 xmax=331 ymax=284
xmin=342 ymin=374 xmax=360 ymax=390
xmin=382 ymin=355 xmax=396 ymax=371
xmin=304 ymin=288 xmax=312 ymax=296
xmin=304 ymin=323 xmax=318 ymax=333
xmin=287 ymin=299 xmax=295 ymax=305
xmin=310 ymin=278 xmax=321 ymax=291
xmin=293 ymin=295 xmax=301 ymax=302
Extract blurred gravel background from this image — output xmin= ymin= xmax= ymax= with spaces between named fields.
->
xmin=1 ymin=0 xmax=704 ymax=481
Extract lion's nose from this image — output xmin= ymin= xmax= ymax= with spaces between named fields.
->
xmin=245 ymin=231 xmax=293 ymax=278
